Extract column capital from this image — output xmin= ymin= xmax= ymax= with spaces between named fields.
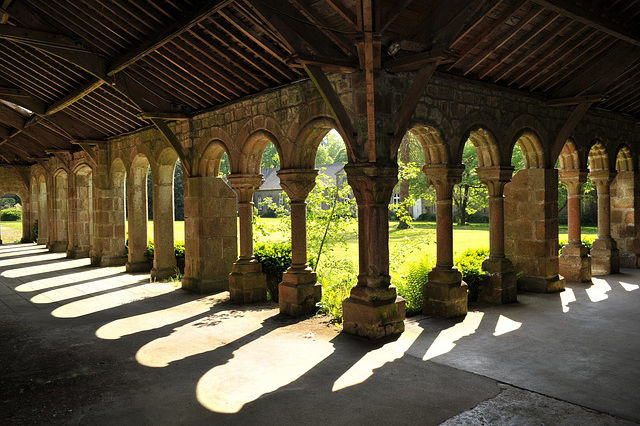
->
xmin=590 ymin=170 xmax=616 ymax=191
xmin=344 ymin=162 xmax=398 ymax=205
xmin=476 ymin=166 xmax=514 ymax=197
xmin=277 ymin=168 xmax=318 ymax=202
xmin=559 ymin=168 xmax=589 ymax=194
xmin=227 ymin=173 xmax=263 ymax=202
xmin=423 ymin=164 xmax=464 ymax=199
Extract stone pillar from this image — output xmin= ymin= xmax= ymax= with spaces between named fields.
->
xmin=476 ymin=166 xmax=517 ymax=304
xmin=228 ymin=174 xmax=267 ymax=302
xmin=150 ymin=167 xmax=178 ymax=280
xmin=422 ymin=164 xmax=468 ymax=317
xmin=277 ymin=169 xmax=321 ymax=316
xmin=610 ymin=170 xmax=640 ymax=268
xmin=182 ymin=176 xmax=237 ymax=293
xmin=20 ymin=193 xmax=31 ymax=243
xmin=558 ymin=169 xmax=591 ymax=282
xmin=342 ymin=163 xmax=405 ymax=339
xmin=504 ymin=168 xmax=564 ymax=292
xmin=126 ymin=167 xmax=152 ymax=272
xmin=590 ymin=170 xmax=619 ymax=275
xmin=91 ymin=158 xmax=127 ymax=267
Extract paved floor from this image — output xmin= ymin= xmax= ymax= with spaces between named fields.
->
xmin=1 ymin=243 xmax=639 ymax=425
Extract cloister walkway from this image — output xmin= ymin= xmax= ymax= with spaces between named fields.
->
xmin=1 ymin=243 xmax=639 ymax=425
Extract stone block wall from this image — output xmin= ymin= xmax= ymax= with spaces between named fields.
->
xmin=611 ymin=171 xmax=640 ymax=267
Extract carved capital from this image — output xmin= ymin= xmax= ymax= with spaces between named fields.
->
xmin=227 ymin=173 xmax=263 ymax=202
xmin=344 ymin=163 xmax=398 ymax=205
xmin=476 ymin=166 xmax=514 ymax=197
xmin=277 ymin=169 xmax=318 ymax=202
xmin=590 ymin=170 xmax=616 ymax=192
xmin=559 ymin=168 xmax=589 ymax=195
xmin=423 ymin=164 xmax=464 ymax=200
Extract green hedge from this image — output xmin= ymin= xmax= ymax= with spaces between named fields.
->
xmin=0 ymin=208 xmax=21 ymax=221
xmin=455 ymin=248 xmax=489 ymax=303
xmin=254 ymin=241 xmax=292 ymax=302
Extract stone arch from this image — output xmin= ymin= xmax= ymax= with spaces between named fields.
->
xmin=290 ymin=116 xmax=341 ymax=169
xmin=587 ymin=140 xmax=610 ymax=171
xmin=615 ymin=144 xmax=634 ymax=172
xmin=199 ymin=140 xmax=231 ymax=177
xmin=461 ymin=126 xmax=501 ymax=167
xmin=557 ymin=140 xmax=580 ymax=170
xmin=512 ymin=130 xmax=546 ymax=169
xmin=127 ymin=152 xmax=152 ymax=272
xmin=408 ymin=124 xmax=449 ymax=165
xmin=238 ymin=129 xmax=283 ymax=174
xmin=69 ymin=163 xmax=93 ymax=257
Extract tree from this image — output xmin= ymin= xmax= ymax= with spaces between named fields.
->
xmin=453 ymin=142 xmax=488 ymax=225
xmin=261 ymin=143 xmax=280 ymax=169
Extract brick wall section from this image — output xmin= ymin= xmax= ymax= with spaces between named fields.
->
xmin=611 ymin=171 xmax=640 ymax=267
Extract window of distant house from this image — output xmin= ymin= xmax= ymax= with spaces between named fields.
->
xmin=257 ymin=196 xmax=262 ymax=211
xmin=392 ymin=193 xmax=400 ymax=204
xmin=278 ymin=193 xmax=284 ymax=205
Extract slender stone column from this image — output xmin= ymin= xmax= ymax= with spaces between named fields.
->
xmin=477 ymin=166 xmax=517 ymax=303
xmin=126 ymin=167 xmax=152 ymax=272
xmin=423 ymin=164 xmax=467 ymax=317
xmin=558 ymin=169 xmax=591 ymax=282
xmin=150 ymin=168 xmax=177 ymax=280
xmin=590 ymin=170 xmax=619 ymax=275
xmin=228 ymin=174 xmax=267 ymax=302
xmin=342 ymin=163 xmax=405 ymax=339
xmin=277 ymin=169 xmax=321 ymax=316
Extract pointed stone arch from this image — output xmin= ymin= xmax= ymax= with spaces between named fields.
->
xmin=408 ymin=124 xmax=449 ymax=166
xmin=588 ymin=141 xmax=610 ymax=171
xmin=50 ymin=168 xmax=69 ymax=252
xmin=290 ymin=116 xmax=339 ymax=169
xmin=200 ymin=140 xmax=232 ymax=177
xmin=557 ymin=140 xmax=581 ymax=170
xmin=68 ymin=163 xmax=94 ymax=258
xmin=615 ymin=144 xmax=634 ymax=172
xmin=464 ymin=126 xmax=501 ymax=167
xmin=513 ymin=130 xmax=546 ymax=169
xmin=238 ymin=129 xmax=283 ymax=174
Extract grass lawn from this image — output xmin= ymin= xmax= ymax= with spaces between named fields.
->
xmin=1 ymin=220 xmax=23 ymax=243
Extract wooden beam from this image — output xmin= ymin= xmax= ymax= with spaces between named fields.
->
xmin=108 ymin=0 xmax=235 ymax=76
xmin=551 ymin=101 xmax=593 ymax=162
xmin=451 ymin=0 xmax=504 ymax=46
xmin=286 ymin=52 xmax=358 ymax=73
xmin=136 ymin=112 xmax=190 ymax=121
xmin=46 ymin=78 xmax=104 ymax=115
xmin=547 ymin=94 xmax=608 ymax=107
xmin=324 ymin=0 xmax=357 ymax=29
xmin=150 ymin=118 xmax=192 ymax=177
xmin=385 ymin=48 xmax=457 ymax=73
xmin=0 ymin=24 xmax=82 ymax=49
xmin=529 ymin=0 xmax=640 ymax=47
xmin=303 ymin=64 xmax=358 ymax=162
xmin=69 ymin=139 xmax=107 ymax=147
xmin=391 ymin=61 xmax=440 ymax=157
xmin=380 ymin=0 xmax=413 ymax=33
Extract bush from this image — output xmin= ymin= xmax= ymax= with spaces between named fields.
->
xmin=466 ymin=212 xmax=489 ymax=223
xmin=317 ymin=257 xmax=357 ymax=321
xmin=254 ymin=241 xmax=292 ymax=302
xmin=395 ymin=255 xmax=433 ymax=316
xmin=1 ymin=208 xmax=21 ymax=221
xmin=416 ymin=212 xmax=436 ymax=221
xmin=455 ymin=248 xmax=489 ymax=303
xmin=559 ymin=236 xmax=597 ymax=254
xmin=174 ymin=240 xmax=185 ymax=258
xmin=32 ymin=219 xmax=38 ymax=242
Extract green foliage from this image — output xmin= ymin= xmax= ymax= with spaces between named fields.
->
xmin=454 ymin=142 xmax=488 ymax=225
xmin=1 ymin=208 xmax=22 ymax=221
xmin=145 ymin=239 xmax=154 ymax=260
xmin=395 ymin=254 xmax=433 ymax=316
xmin=219 ymin=153 xmax=230 ymax=179
xmin=455 ymin=248 xmax=489 ymax=302
xmin=254 ymin=241 xmax=293 ymax=302
xmin=0 ymin=196 xmax=17 ymax=209
xmin=316 ymin=130 xmax=348 ymax=165
xmin=559 ymin=235 xmax=597 ymax=254
xmin=261 ymin=143 xmax=280 ymax=169
xmin=511 ymin=143 xmax=526 ymax=172
xmin=416 ymin=212 xmax=436 ymax=221
xmin=317 ymin=256 xmax=357 ymax=321
xmin=32 ymin=219 xmax=38 ymax=242
xmin=174 ymin=240 xmax=185 ymax=258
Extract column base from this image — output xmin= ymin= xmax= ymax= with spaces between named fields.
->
xmin=151 ymin=266 xmax=180 ymax=281
xmin=481 ymin=257 xmax=517 ymax=304
xmin=423 ymin=267 xmax=468 ymax=318
xmin=517 ymin=275 xmax=565 ymax=293
xmin=342 ymin=285 xmax=405 ymax=340
xmin=66 ymin=248 xmax=89 ymax=259
xmin=181 ymin=276 xmax=229 ymax=294
xmin=91 ymin=255 xmax=127 ymax=267
xmin=126 ymin=260 xmax=152 ymax=273
xmin=619 ymin=253 xmax=640 ymax=268
xmin=49 ymin=241 xmax=67 ymax=253
xmin=279 ymin=267 xmax=321 ymax=317
xmin=559 ymin=243 xmax=591 ymax=282
xmin=591 ymin=237 xmax=620 ymax=275
xmin=228 ymin=260 xmax=268 ymax=303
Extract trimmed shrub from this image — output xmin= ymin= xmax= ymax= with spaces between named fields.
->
xmin=395 ymin=255 xmax=433 ymax=316
xmin=416 ymin=212 xmax=436 ymax=221
xmin=455 ymin=248 xmax=489 ymax=303
xmin=254 ymin=241 xmax=292 ymax=302
xmin=1 ymin=208 xmax=21 ymax=221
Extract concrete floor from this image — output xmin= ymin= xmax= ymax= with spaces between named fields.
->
xmin=1 ymin=243 xmax=639 ymax=425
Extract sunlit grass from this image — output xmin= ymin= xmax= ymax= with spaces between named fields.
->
xmin=1 ymin=220 xmax=23 ymax=242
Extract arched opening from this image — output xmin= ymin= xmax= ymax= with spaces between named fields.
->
xmin=200 ymin=141 xmax=231 ymax=179
xmin=37 ymin=175 xmax=48 ymax=245
xmin=110 ymin=159 xmax=127 ymax=261
xmin=30 ymin=177 xmax=38 ymax=243
xmin=126 ymin=154 xmax=151 ymax=272
xmin=68 ymin=165 xmax=93 ymax=258
xmin=51 ymin=170 xmax=69 ymax=252
xmin=173 ymin=159 xmax=184 ymax=273
xmin=0 ymin=192 xmax=23 ymax=243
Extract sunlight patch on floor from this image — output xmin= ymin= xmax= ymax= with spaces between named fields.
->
xmin=0 ymin=252 xmax=65 ymax=267
xmin=423 ymin=311 xmax=484 ymax=361
xmin=96 ymin=294 xmax=227 ymax=340
xmin=2 ymin=258 xmax=90 ymax=278
xmin=560 ymin=287 xmax=576 ymax=313
xmin=586 ymin=277 xmax=611 ymax=303
xmin=135 ymin=309 xmax=275 ymax=368
xmin=15 ymin=268 xmax=121 ymax=292
xmin=196 ymin=331 xmax=334 ymax=414
xmin=619 ymin=281 xmax=639 ymax=291
xmin=0 ymin=245 xmax=45 ymax=256
xmin=332 ymin=327 xmax=421 ymax=392
xmin=493 ymin=315 xmax=522 ymax=336
xmin=31 ymin=275 xmax=148 ymax=304
xmin=51 ymin=283 xmax=176 ymax=318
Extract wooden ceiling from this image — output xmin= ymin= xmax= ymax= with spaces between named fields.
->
xmin=0 ymin=0 xmax=639 ymax=165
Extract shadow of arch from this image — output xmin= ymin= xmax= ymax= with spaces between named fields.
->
xmin=588 ymin=141 xmax=610 ymax=171
xmin=615 ymin=145 xmax=634 ymax=172
xmin=409 ymin=124 xmax=449 ymax=165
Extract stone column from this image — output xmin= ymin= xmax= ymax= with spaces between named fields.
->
xmin=126 ymin=167 xmax=152 ymax=272
xmin=228 ymin=174 xmax=267 ymax=302
xmin=477 ymin=166 xmax=517 ymax=303
xmin=610 ymin=171 xmax=640 ymax=268
xmin=277 ymin=169 xmax=321 ymax=316
xmin=342 ymin=163 xmax=405 ymax=339
xmin=20 ymin=193 xmax=31 ymax=243
xmin=422 ymin=164 xmax=468 ymax=317
xmin=150 ymin=168 xmax=178 ymax=280
xmin=558 ymin=169 xmax=591 ymax=282
xmin=590 ymin=170 xmax=620 ymax=275
xmin=182 ymin=175 xmax=237 ymax=293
